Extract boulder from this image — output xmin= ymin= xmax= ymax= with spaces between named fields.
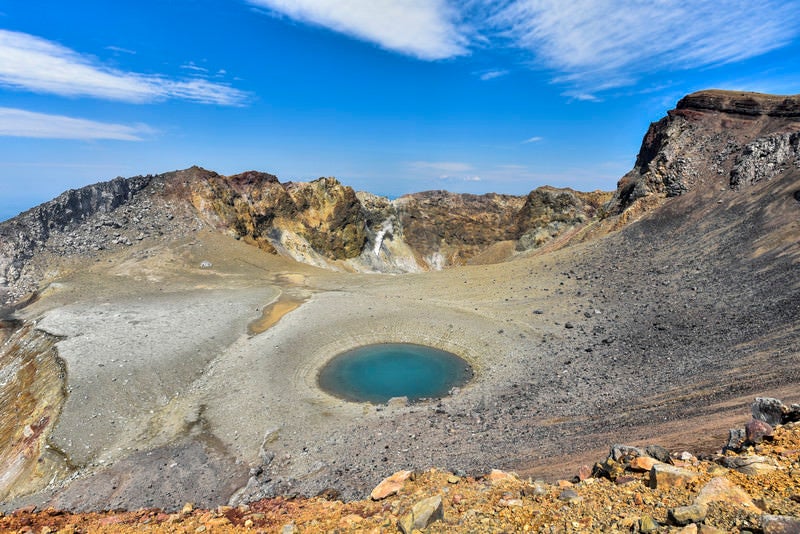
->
xmin=752 ymin=397 xmax=787 ymax=426
xmin=629 ymin=456 xmax=660 ymax=472
xmin=721 ymin=455 xmax=777 ymax=475
xmin=398 ymin=495 xmax=444 ymax=534
xmin=746 ymin=418 xmax=774 ymax=444
xmin=649 ymin=464 xmax=699 ymax=489
xmin=669 ymin=503 xmax=708 ymax=526
xmin=761 ymin=514 xmax=800 ymax=534
xmin=725 ymin=428 xmax=746 ymax=451
xmin=695 ymin=477 xmax=756 ymax=509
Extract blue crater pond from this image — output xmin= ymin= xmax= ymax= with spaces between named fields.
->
xmin=317 ymin=343 xmax=473 ymax=404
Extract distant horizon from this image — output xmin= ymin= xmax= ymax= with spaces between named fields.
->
xmin=1 ymin=1 xmax=798 ymax=222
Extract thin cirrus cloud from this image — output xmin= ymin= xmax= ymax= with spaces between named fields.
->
xmin=246 ymin=0 xmax=469 ymax=60
xmin=522 ymin=136 xmax=543 ymax=144
xmin=0 ymin=30 xmax=247 ymax=105
xmin=478 ymin=69 xmax=509 ymax=81
xmin=0 ymin=107 xmax=153 ymax=141
xmin=249 ymin=1 xmax=799 ymax=97
xmin=491 ymin=0 xmax=800 ymax=95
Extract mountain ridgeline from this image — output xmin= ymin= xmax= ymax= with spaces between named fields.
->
xmin=2 ymin=89 xmax=800 ymax=308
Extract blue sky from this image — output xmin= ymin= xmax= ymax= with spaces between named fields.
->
xmin=1 ymin=0 xmax=799 ymax=221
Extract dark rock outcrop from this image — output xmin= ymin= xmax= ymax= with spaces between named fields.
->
xmin=607 ymin=89 xmax=800 ymax=214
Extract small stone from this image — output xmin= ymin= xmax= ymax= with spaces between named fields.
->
xmin=447 ymin=475 xmax=461 ymax=484
xmin=640 ymin=515 xmax=659 ymax=533
xmin=726 ymin=428 xmax=746 ymax=451
xmin=522 ymin=480 xmax=549 ymax=496
xmin=630 ymin=456 xmax=660 ymax=472
xmin=695 ymin=477 xmax=756 ymax=509
xmin=281 ymin=523 xmax=296 ymax=534
xmin=181 ymin=503 xmax=194 ymax=515
xmin=387 ymin=396 xmax=408 ymax=408
xmin=676 ymin=525 xmax=698 ymax=534
xmin=761 ymin=514 xmax=800 ymax=533
xmin=577 ymin=464 xmax=592 ymax=481
xmin=485 ymin=469 xmax=517 ymax=484
xmin=649 ymin=464 xmax=699 ymax=489
xmin=698 ymin=525 xmax=726 ymax=534
xmin=199 ymin=260 xmax=213 ymax=269
xmin=371 ymin=470 xmax=412 ymax=500
xmin=559 ymin=489 xmax=582 ymax=503
xmin=398 ymin=495 xmax=444 ymax=534
xmin=669 ymin=503 xmax=708 ymax=526
xmin=244 ymin=519 xmax=254 ymax=528
xmin=746 ymin=418 xmax=774 ymax=444
xmin=564 ymin=322 xmax=574 ymax=329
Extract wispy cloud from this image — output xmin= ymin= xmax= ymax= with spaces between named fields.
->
xmin=522 ymin=136 xmax=543 ymax=144
xmin=0 ymin=107 xmax=153 ymax=140
xmin=491 ymin=0 xmax=800 ymax=94
xmin=105 ymin=45 xmax=136 ymax=55
xmin=478 ymin=69 xmax=509 ymax=81
xmin=0 ymin=30 xmax=247 ymax=105
xmin=247 ymin=0 xmax=468 ymax=60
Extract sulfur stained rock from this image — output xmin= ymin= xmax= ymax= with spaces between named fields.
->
xmin=668 ymin=503 xmax=708 ymax=526
xmin=485 ymin=469 xmax=518 ymax=484
xmin=398 ymin=495 xmax=443 ymax=534
xmin=695 ymin=477 xmax=755 ymax=508
xmin=649 ymin=464 xmax=699 ymax=489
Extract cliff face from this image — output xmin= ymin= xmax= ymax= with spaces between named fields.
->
xmin=4 ymin=90 xmax=798 ymax=307
xmin=0 ymin=169 xmax=609 ymax=305
xmin=189 ymin=170 xmax=368 ymax=260
xmin=608 ymin=89 xmax=800 ymax=214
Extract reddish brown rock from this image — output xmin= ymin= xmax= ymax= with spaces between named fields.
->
xmin=629 ymin=456 xmax=660 ymax=472
xmin=649 ymin=464 xmax=699 ymax=490
xmin=370 ymin=470 xmax=412 ymax=501
xmin=747 ymin=418 xmax=774 ymax=444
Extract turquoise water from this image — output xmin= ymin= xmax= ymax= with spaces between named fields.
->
xmin=317 ymin=343 xmax=473 ymax=404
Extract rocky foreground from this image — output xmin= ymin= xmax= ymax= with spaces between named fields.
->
xmin=0 ymin=89 xmax=798 ymax=516
xmin=2 ymin=398 xmax=799 ymax=533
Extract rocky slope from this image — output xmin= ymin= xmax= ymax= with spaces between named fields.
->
xmin=2 ymin=398 xmax=799 ymax=533
xmin=0 ymin=89 xmax=798 ymax=518
xmin=607 ymin=90 xmax=800 ymax=216
xmin=0 ymin=168 xmax=610 ymax=308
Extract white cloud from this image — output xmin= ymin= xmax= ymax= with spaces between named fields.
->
xmin=0 ymin=30 xmax=247 ymax=105
xmin=478 ymin=69 xmax=508 ymax=81
xmin=247 ymin=0 xmax=468 ymax=60
xmin=105 ymin=45 xmax=136 ymax=55
xmin=0 ymin=107 xmax=153 ymax=140
xmin=522 ymin=136 xmax=543 ymax=143
xmin=491 ymin=0 xmax=800 ymax=94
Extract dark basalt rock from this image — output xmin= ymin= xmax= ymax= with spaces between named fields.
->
xmin=677 ymin=90 xmax=800 ymax=117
